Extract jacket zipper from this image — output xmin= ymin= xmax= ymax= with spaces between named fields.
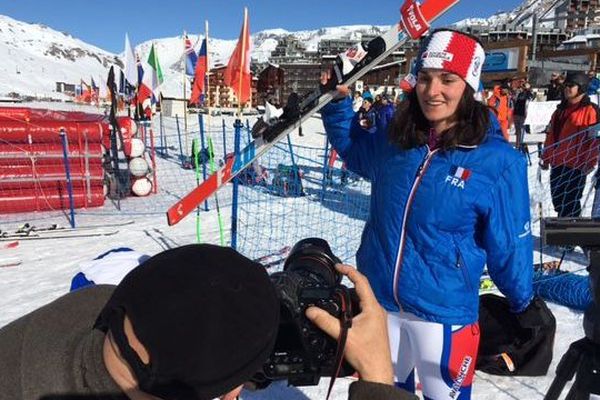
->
xmin=454 ymin=239 xmax=473 ymax=292
xmin=393 ymin=147 xmax=439 ymax=308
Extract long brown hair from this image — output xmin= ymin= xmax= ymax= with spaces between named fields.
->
xmin=388 ymin=85 xmax=490 ymax=150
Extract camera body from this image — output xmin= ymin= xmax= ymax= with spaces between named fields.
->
xmin=258 ymin=238 xmax=357 ymax=387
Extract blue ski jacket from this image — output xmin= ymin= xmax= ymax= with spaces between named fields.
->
xmin=322 ymin=97 xmax=533 ymax=325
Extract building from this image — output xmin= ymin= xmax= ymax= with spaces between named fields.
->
xmin=55 ymin=82 xmax=77 ymax=95
xmin=256 ymin=64 xmax=285 ymax=106
xmin=565 ymin=0 xmax=600 ymax=32
xmin=205 ymin=65 xmax=258 ymax=108
xmin=279 ymin=63 xmax=323 ymax=104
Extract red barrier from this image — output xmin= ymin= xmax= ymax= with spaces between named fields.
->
xmin=0 ymin=190 xmax=105 ymax=213
xmin=0 ymin=142 xmax=103 ymax=159
xmin=0 ymin=121 xmax=103 ymax=143
xmin=0 ymin=178 xmax=104 ymax=191
xmin=0 ymin=163 xmax=103 ymax=179
xmin=0 ymin=108 xmax=142 ymax=214
xmin=0 ymin=107 xmax=105 ymax=123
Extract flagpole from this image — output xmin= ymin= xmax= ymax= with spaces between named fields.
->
xmin=183 ymin=32 xmax=189 ymax=163
xmin=237 ymin=7 xmax=248 ymax=119
xmin=205 ymin=21 xmax=210 ymax=109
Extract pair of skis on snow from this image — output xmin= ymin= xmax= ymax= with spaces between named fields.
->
xmin=0 ymin=220 xmax=134 ymax=241
xmin=165 ymin=0 xmax=461 ymax=226
xmin=0 ymin=220 xmax=136 ymax=268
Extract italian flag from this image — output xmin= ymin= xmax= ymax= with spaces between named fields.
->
xmin=138 ymin=43 xmax=163 ymax=106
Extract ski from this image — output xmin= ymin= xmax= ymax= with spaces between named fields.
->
xmin=253 ymin=246 xmax=292 ymax=264
xmin=1 ymin=220 xmax=134 ymax=237
xmin=166 ymin=0 xmax=460 ymax=225
xmin=0 ymin=229 xmax=119 ymax=241
xmin=0 ymin=257 xmax=22 ymax=268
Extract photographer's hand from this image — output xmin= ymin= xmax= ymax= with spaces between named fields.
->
xmin=305 ymin=264 xmax=394 ymax=385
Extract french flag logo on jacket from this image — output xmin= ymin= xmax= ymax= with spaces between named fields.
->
xmin=445 ymin=165 xmax=471 ymax=189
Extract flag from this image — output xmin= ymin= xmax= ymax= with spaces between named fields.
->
xmin=90 ymin=77 xmax=99 ymax=103
xmin=138 ymin=44 xmax=164 ymax=106
xmin=124 ymin=33 xmax=138 ymax=87
xmin=78 ymin=79 xmax=92 ymax=103
xmin=189 ymin=38 xmax=207 ymax=105
xmin=223 ymin=8 xmax=252 ymax=105
xmin=97 ymin=74 xmax=108 ymax=99
xmin=184 ymin=34 xmax=198 ymax=76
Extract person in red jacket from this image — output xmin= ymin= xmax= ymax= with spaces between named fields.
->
xmin=542 ymin=71 xmax=600 ymax=217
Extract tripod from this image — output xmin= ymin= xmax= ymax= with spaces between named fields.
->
xmin=544 ymin=249 xmax=600 ymax=400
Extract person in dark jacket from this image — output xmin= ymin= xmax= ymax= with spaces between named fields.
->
xmin=546 ymin=72 xmax=564 ymax=101
xmin=513 ymin=81 xmax=535 ymax=148
xmin=0 ymin=244 xmax=415 ymax=400
xmin=542 ymin=71 xmax=600 ymax=218
xmin=321 ymin=29 xmax=535 ymax=399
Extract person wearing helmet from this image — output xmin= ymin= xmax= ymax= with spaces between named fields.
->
xmin=541 ymin=71 xmax=600 ymax=219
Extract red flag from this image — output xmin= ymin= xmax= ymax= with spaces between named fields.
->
xmin=223 ymin=8 xmax=252 ymax=105
xmin=189 ymin=38 xmax=207 ymax=105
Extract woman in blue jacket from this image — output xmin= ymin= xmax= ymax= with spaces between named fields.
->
xmin=321 ymin=29 xmax=533 ymax=399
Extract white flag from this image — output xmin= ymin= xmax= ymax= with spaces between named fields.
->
xmin=124 ymin=33 xmax=138 ymax=87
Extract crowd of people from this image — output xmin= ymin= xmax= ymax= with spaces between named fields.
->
xmin=1 ymin=27 xmax=600 ymax=400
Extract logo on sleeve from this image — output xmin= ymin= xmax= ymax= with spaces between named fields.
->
xmin=445 ymin=165 xmax=471 ymax=189
xmin=518 ymin=221 xmax=531 ymax=238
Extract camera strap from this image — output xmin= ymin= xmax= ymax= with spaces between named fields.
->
xmin=325 ymin=287 xmax=354 ymax=400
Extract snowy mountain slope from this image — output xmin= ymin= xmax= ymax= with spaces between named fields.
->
xmin=0 ymin=14 xmax=120 ymax=99
xmin=0 ymin=14 xmax=389 ymax=100
xmin=0 ymin=0 xmax=568 ymax=99
xmin=453 ymin=0 xmax=563 ymax=29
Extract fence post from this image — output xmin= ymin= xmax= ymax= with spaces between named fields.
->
xmin=159 ymin=111 xmax=167 ymax=157
xmin=59 ymin=128 xmax=76 ymax=228
xmin=175 ymin=114 xmax=185 ymax=167
xmin=245 ymin=119 xmax=251 ymax=144
xmin=231 ymin=119 xmax=242 ymax=250
xmin=222 ymin=118 xmax=227 ymax=159
xmin=320 ymin=139 xmax=331 ymax=202
xmin=198 ymin=113 xmax=209 ymax=211
xmin=147 ymin=121 xmax=158 ymax=194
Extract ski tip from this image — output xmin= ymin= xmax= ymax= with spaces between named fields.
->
xmin=1 ymin=240 xmax=19 ymax=249
xmin=166 ymin=211 xmax=178 ymax=226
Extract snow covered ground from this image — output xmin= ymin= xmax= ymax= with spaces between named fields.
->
xmin=0 ymin=104 xmax=592 ymax=399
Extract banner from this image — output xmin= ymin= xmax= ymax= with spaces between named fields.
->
xmin=482 ymin=48 xmax=520 ymax=72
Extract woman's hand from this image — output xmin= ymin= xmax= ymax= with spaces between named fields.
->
xmin=305 ymin=264 xmax=394 ymax=385
xmin=320 ymin=70 xmax=351 ymax=98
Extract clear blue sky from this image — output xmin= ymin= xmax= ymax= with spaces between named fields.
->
xmin=0 ymin=0 xmax=523 ymax=53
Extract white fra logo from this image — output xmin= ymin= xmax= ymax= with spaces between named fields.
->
xmin=445 ymin=165 xmax=471 ymax=189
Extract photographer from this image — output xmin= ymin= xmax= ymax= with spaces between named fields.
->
xmin=0 ymin=243 xmax=414 ymax=400
xmin=306 ymin=264 xmax=417 ymax=400
xmin=0 ymin=244 xmax=280 ymax=400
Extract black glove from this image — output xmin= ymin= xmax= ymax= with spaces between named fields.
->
xmin=514 ymin=296 xmax=555 ymax=329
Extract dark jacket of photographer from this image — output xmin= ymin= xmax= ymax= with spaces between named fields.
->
xmin=0 ymin=285 xmax=126 ymax=400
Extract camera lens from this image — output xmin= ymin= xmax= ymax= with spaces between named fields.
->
xmin=284 ymin=238 xmax=341 ymax=286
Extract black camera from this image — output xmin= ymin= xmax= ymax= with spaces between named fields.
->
xmin=256 ymin=238 xmax=358 ymax=387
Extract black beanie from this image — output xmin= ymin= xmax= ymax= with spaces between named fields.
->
xmin=565 ymin=71 xmax=590 ymax=95
xmin=95 ymin=244 xmax=279 ymax=400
